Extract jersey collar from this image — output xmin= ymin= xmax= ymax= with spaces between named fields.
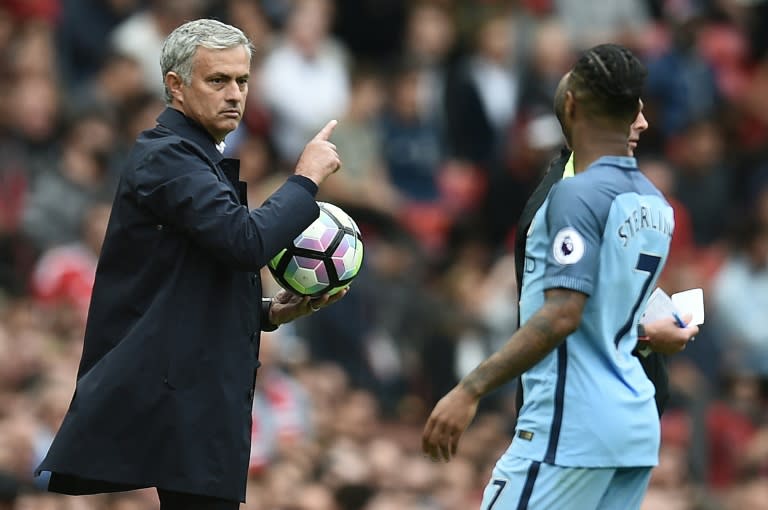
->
xmin=591 ymin=155 xmax=638 ymax=170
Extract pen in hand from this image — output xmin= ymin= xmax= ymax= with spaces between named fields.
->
xmin=672 ymin=312 xmax=687 ymax=328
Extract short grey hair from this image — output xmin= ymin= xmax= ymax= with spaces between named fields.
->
xmin=160 ymin=19 xmax=252 ymax=104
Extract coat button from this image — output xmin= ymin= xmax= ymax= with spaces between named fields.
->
xmin=156 ymin=224 xmax=164 ymax=231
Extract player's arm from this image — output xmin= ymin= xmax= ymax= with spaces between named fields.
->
xmin=422 ymin=287 xmax=586 ymax=462
xmin=461 ymin=288 xmax=585 ymax=398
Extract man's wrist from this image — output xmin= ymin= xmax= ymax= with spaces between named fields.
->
xmin=261 ymin=297 xmax=279 ymax=332
xmin=288 ymin=175 xmax=318 ymax=196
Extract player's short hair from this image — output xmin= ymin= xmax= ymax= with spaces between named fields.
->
xmin=160 ymin=19 xmax=252 ymax=104
xmin=569 ymin=43 xmax=647 ymax=124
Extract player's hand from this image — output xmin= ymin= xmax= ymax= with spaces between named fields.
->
xmin=268 ymin=287 xmax=349 ymax=325
xmin=294 ymin=120 xmax=341 ymax=186
xmin=422 ymin=385 xmax=479 ymax=463
xmin=645 ymin=313 xmax=699 ymax=355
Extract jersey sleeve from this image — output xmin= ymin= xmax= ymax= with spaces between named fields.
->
xmin=543 ymin=177 xmax=607 ymax=296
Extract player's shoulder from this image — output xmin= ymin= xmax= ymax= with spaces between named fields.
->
xmin=547 ymin=161 xmax=636 ymax=228
xmin=631 ymin=170 xmax=668 ymax=203
xmin=549 ymin=168 xmax=614 ymax=211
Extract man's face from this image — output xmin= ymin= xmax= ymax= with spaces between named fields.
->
xmin=554 ymin=72 xmax=571 ymax=145
xmin=627 ymin=100 xmax=648 ymax=157
xmin=169 ymin=45 xmax=250 ymax=142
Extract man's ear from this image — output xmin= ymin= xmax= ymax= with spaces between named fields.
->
xmin=564 ymin=90 xmax=576 ymax=120
xmin=165 ymin=72 xmax=184 ymax=105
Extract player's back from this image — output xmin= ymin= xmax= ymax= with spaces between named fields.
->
xmin=509 ymin=156 xmax=674 ymax=469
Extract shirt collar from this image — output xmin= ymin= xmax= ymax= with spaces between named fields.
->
xmin=156 ymin=107 xmax=225 ymax=163
xmin=591 ymin=155 xmax=638 ymax=170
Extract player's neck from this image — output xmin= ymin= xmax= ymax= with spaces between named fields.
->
xmin=571 ymin=129 xmax=630 ymax=173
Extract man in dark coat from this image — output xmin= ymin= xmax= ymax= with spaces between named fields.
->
xmin=36 ymin=19 xmax=344 ymax=509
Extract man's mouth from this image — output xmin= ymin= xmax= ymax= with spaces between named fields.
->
xmin=221 ymin=110 xmax=241 ymax=118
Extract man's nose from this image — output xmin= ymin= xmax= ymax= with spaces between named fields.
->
xmin=224 ymin=81 xmax=243 ymax=101
xmin=635 ymin=113 xmax=649 ymax=131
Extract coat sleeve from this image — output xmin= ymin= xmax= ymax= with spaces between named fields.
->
xmin=514 ymin=148 xmax=571 ymax=299
xmin=637 ymin=351 xmax=669 ymax=416
xmin=128 ymin=140 xmax=319 ymax=271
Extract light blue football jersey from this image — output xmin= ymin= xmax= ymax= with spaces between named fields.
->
xmin=507 ymin=155 xmax=674 ymax=468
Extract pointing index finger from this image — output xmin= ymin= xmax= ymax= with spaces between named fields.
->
xmin=313 ymin=119 xmax=338 ymax=141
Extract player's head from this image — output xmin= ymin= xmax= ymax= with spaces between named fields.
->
xmin=161 ymin=19 xmax=252 ymax=142
xmin=555 ymin=44 xmax=646 ymax=147
xmin=570 ymin=43 xmax=646 ymax=123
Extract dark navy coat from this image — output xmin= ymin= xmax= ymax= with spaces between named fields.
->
xmin=37 ymin=108 xmax=320 ymax=501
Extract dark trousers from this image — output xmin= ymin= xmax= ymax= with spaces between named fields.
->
xmin=157 ymin=489 xmax=240 ymax=510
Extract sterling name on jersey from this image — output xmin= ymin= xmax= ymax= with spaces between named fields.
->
xmin=510 ymin=155 xmax=674 ymax=468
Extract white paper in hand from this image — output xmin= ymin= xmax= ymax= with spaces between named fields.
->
xmin=671 ymin=288 xmax=705 ymax=325
xmin=641 ymin=287 xmax=676 ymax=325
xmin=637 ymin=288 xmax=676 ymax=358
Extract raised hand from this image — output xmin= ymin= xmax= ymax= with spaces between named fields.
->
xmin=294 ymin=120 xmax=342 ymax=186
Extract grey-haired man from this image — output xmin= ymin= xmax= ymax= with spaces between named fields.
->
xmin=36 ymin=19 xmax=343 ymax=509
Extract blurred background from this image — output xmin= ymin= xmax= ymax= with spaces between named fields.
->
xmin=1 ymin=0 xmax=768 ymax=508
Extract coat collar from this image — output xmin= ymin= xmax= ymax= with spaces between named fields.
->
xmin=156 ymin=107 xmax=224 ymax=164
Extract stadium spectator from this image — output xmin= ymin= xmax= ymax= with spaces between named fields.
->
xmin=30 ymin=201 xmax=111 ymax=325
xmin=444 ymin=8 xmax=520 ymax=170
xmin=260 ymin=0 xmax=350 ymax=164
xmin=402 ymin=0 xmax=458 ymax=127
xmin=553 ymin=0 xmax=652 ymax=51
xmin=316 ymin=66 xmax=401 ymax=217
xmin=645 ymin=15 xmax=722 ymax=138
xmin=55 ymin=0 xmax=140 ymax=90
xmin=705 ymin=371 xmax=768 ymax=489
xmin=711 ymin=214 xmax=768 ymax=376
xmin=110 ymin=0 xmax=207 ymax=98
xmin=21 ymin=109 xmax=118 ymax=251
xmin=70 ymin=52 xmax=147 ymax=117
xmin=667 ymin=118 xmax=731 ymax=246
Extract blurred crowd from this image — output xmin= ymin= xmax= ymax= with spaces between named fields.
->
xmin=1 ymin=0 xmax=768 ymax=508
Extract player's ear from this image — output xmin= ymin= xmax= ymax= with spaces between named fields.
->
xmin=564 ymin=90 xmax=576 ymax=120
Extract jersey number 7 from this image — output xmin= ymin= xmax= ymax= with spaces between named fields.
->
xmin=614 ymin=253 xmax=662 ymax=347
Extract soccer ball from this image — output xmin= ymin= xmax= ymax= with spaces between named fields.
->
xmin=268 ymin=202 xmax=363 ymax=297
